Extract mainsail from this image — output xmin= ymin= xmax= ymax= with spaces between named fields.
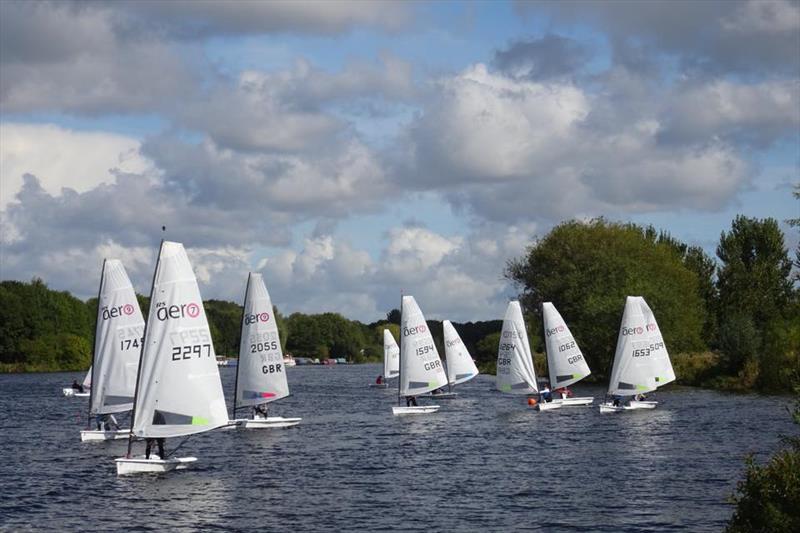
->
xmin=90 ymin=260 xmax=145 ymax=415
xmin=639 ymin=297 xmax=676 ymax=388
xmin=130 ymin=241 xmax=228 ymax=439
xmin=607 ymin=296 xmax=659 ymax=396
xmin=496 ymin=301 xmax=538 ymax=394
xmin=443 ymin=320 xmax=479 ymax=386
xmin=234 ymin=273 xmax=290 ymax=410
xmin=399 ymin=296 xmax=448 ymax=397
xmin=383 ymin=329 xmax=400 ymax=379
xmin=542 ymin=302 xmax=591 ymax=390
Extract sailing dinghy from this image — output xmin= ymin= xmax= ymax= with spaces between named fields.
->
xmin=497 ymin=301 xmax=561 ymax=411
xmin=229 ymin=273 xmax=301 ymax=429
xmin=599 ymin=296 xmax=675 ymax=413
xmin=81 ymin=260 xmax=145 ymax=441
xmin=542 ymin=303 xmax=593 ymax=407
xmin=371 ymin=329 xmax=400 ymax=388
xmin=115 ymin=241 xmax=228 ymax=474
xmin=63 ymin=368 xmax=91 ymax=397
xmin=392 ymin=295 xmax=448 ymax=415
xmin=421 ymin=320 xmax=479 ymax=399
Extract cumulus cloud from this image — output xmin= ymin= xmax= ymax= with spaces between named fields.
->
xmin=493 ymin=34 xmax=589 ymax=80
xmin=0 ymin=123 xmax=150 ymax=209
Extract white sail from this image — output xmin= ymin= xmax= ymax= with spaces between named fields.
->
xmin=607 ymin=296 xmax=659 ymax=396
xmin=639 ymin=297 xmax=676 ymax=388
xmin=399 ymin=296 xmax=448 ymax=397
xmin=443 ymin=320 xmax=479 ymax=386
xmin=83 ymin=366 xmax=92 ymax=389
xmin=496 ymin=301 xmax=538 ymax=394
xmin=542 ymin=302 xmax=591 ymax=389
xmin=383 ymin=329 xmax=400 ymax=379
xmin=90 ymin=260 xmax=145 ymax=415
xmin=131 ymin=241 xmax=228 ymax=438
xmin=234 ymin=273 xmax=289 ymax=409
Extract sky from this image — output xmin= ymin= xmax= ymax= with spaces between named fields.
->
xmin=1 ymin=0 xmax=798 ymax=323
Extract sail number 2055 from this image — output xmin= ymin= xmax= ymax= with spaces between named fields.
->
xmin=172 ymin=344 xmax=212 ymax=360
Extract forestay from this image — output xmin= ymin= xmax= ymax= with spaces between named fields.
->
xmin=639 ymin=297 xmax=676 ymax=388
xmin=443 ymin=320 xmax=479 ymax=386
xmin=383 ymin=329 xmax=400 ymax=379
xmin=399 ymin=296 xmax=448 ymax=397
xmin=130 ymin=241 xmax=228 ymax=439
xmin=90 ymin=260 xmax=145 ymax=415
xmin=607 ymin=296 xmax=659 ymax=397
xmin=542 ymin=302 xmax=591 ymax=389
xmin=234 ymin=273 xmax=289 ymax=410
xmin=496 ymin=301 xmax=538 ymax=394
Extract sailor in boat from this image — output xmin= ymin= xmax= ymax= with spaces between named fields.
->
xmin=634 ymin=393 xmax=647 ymax=401
xmin=406 ymin=396 xmax=418 ymax=407
xmin=554 ymin=386 xmax=573 ymax=400
xmin=145 ymin=438 xmax=165 ymax=460
xmin=71 ymin=380 xmax=85 ymax=393
xmin=611 ymin=395 xmax=622 ymax=407
xmin=431 ymin=387 xmax=445 ymax=396
xmin=375 ymin=375 xmax=384 ymax=385
xmin=96 ymin=413 xmax=119 ymax=431
xmin=539 ymin=384 xmax=553 ymax=403
xmin=253 ymin=403 xmax=269 ymax=420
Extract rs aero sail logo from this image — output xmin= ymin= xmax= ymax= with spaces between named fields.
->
xmin=403 ymin=324 xmax=427 ymax=337
xmin=155 ymin=301 xmax=201 ymax=321
xmin=101 ymin=303 xmax=136 ymax=320
xmin=545 ymin=325 xmax=565 ymax=337
xmin=622 ymin=323 xmax=657 ymax=335
xmin=244 ymin=311 xmax=270 ymax=325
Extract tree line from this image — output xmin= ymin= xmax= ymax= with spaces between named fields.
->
xmin=1 ymin=212 xmax=797 ymax=392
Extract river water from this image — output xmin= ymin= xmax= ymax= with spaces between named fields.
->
xmin=0 ymin=365 xmax=795 ymax=531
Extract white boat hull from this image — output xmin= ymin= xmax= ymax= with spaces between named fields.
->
xmin=536 ymin=401 xmax=563 ymax=411
xmin=63 ymin=388 xmax=89 ymax=397
xmin=599 ymin=400 xmax=658 ymax=413
xmin=369 ymin=383 xmax=389 ymax=388
xmin=230 ymin=417 xmax=302 ymax=429
xmin=80 ymin=429 xmax=130 ymax=441
xmin=392 ymin=405 xmax=440 ymax=415
xmin=115 ymin=456 xmax=197 ymax=475
xmin=553 ymin=396 xmax=594 ymax=406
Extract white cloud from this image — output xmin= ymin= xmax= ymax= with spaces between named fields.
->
xmin=0 ymin=123 xmax=150 ymax=208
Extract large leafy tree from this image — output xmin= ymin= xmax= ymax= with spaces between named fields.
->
xmin=716 ymin=216 xmax=796 ymax=385
xmin=505 ymin=219 xmax=708 ymax=377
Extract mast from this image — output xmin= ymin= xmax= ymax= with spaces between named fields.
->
xmin=397 ymin=292 xmax=403 ymax=406
xmin=86 ymin=259 xmax=106 ymax=429
xmin=231 ymin=273 xmax=251 ymax=419
xmin=539 ymin=302 xmax=548 ymax=388
xmin=126 ymin=240 xmax=164 ymax=458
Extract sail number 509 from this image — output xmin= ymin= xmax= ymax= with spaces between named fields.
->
xmin=172 ymin=343 xmax=212 ymax=360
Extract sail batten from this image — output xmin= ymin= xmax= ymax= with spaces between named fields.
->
xmin=496 ymin=301 xmax=538 ymax=395
xmin=234 ymin=273 xmax=289 ymax=409
xmin=399 ymin=296 xmax=448 ymax=397
xmin=130 ymin=241 xmax=228 ymax=439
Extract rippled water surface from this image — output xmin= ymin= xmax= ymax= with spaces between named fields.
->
xmin=0 ymin=365 xmax=794 ymax=531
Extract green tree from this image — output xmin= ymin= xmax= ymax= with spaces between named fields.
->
xmin=716 ymin=216 xmax=796 ymax=387
xmin=506 ymin=219 xmax=707 ymax=377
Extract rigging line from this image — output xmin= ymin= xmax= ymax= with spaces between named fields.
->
xmin=165 ymin=435 xmax=192 ymax=459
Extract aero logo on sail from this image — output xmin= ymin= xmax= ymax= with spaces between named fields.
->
xmin=244 ymin=312 xmax=270 ymax=325
xmin=102 ymin=303 xmax=137 ymax=320
xmin=403 ymin=324 xmax=427 ymax=337
xmin=156 ymin=301 xmax=201 ymax=321
xmin=545 ymin=325 xmax=565 ymax=337
xmin=622 ymin=326 xmax=644 ymax=336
